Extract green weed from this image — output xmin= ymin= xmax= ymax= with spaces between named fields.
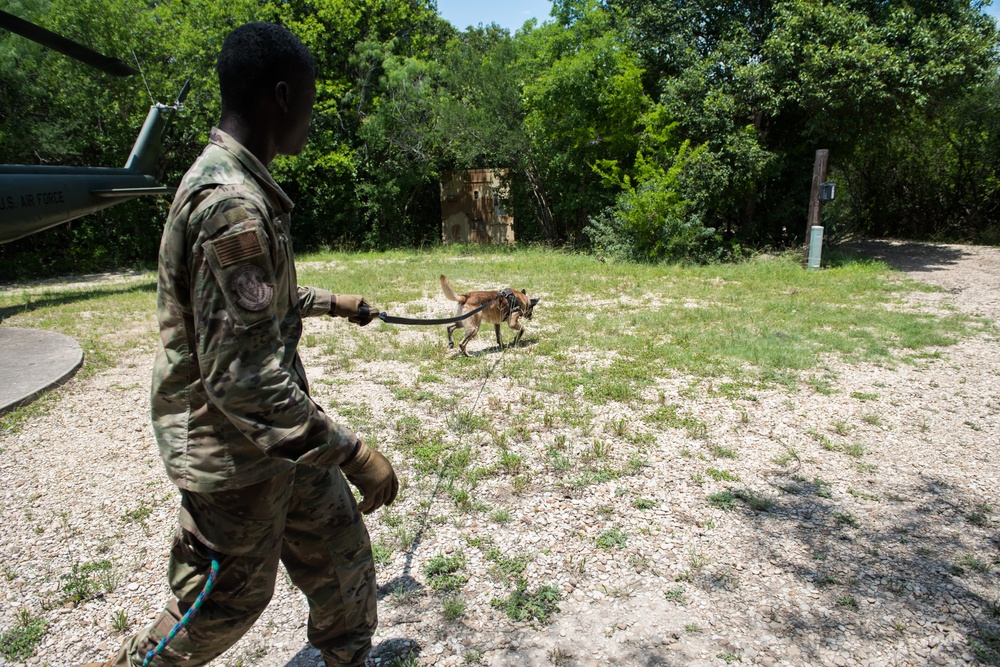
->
xmin=707 ymin=468 xmax=740 ymax=482
xmin=0 ymin=610 xmax=47 ymax=661
xmin=664 ymin=586 xmax=688 ymax=605
xmin=442 ymin=595 xmax=467 ymax=620
xmin=708 ymin=491 xmax=739 ymax=511
xmin=596 ymin=528 xmax=628 ymax=550
xmin=490 ymin=579 xmax=560 ymax=624
xmin=424 ymin=553 xmax=468 ymax=592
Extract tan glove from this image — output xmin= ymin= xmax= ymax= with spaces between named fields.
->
xmin=331 ymin=295 xmax=379 ymax=326
xmin=340 ymin=442 xmax=399 ymax=514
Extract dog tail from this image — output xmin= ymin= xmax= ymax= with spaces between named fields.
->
xmin=440 ymin=275 xmax=466 ymax=304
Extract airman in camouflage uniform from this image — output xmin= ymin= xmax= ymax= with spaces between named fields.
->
xmin=80 ymin=22 xmax=397 ymax=667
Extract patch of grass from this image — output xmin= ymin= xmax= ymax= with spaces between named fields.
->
xmin=861 ymin=412 xmax=883 ymax=427
xmin=970 ymin=626 xmax=1000 ymax=666
xmin=645 ymin=405 xmax=708 ymax=440
xmin=814 ymin=478 xmax=833 ymax=498
xmin=631 ymin=498 xmax=658 ymax=510
xmin=596 ymin=527 xmax=628 ymax=550
xmin=844 ymin=442 xmax=866 ymax=458
xmin=707 ymin=468 xmax=740 ymax=482
xmin=836 ymin=595 xmax=860 ymax=611
xmin=664 ymin=586 xmax=688 ymax=605
xmin=717 ymin=652 xmax=743 ymax=664
xmin=490 ymin=579 xmax=561 ymax=624
xmin=834 ymin=512 xmax=859 ymax=528
xmin=424 ymin=553 xmax=468 ymax=592
xmin=490 ymin=508 xmax=512 ymax=524
xmin=851 ymin=392 xmax=879 ymax=401
xmin=815 ymin=572 xmax=841 ymax=586
xmin=485 ymin=548 xmax=531 ymax=582
xmin=442 ymin=595 xmax=466 ymax=620
xmin=708 ymin=443 xmax=738 ymax=459
xmin=708 ymin=491 xmax=739 ymax=511
xmin=111 ymin=609 xmax=130 ymax=633
xmin=0 ymin=610 xmax=47 ymax=661
xmin=608 ymin=417 xmax=629 ymax=437
xmin=511 ymin=474 xmax=531 ymax=495
xmin=61 ymin=560 xmax=114 ymax=604
xmin=847 ymin=487 xmax=880 ymax=502
xmin=772 ymin=447 xmax=800 ymax=467
xmin=956 ymin=554 xmax=993 ymax=574
xmin=449 ymin=409 xmax=491 ymax=434
xmin=830 ymin=419 xmax=852 ymax=436
xmin=499 ymin=450 xmax=524 ymax=475
xmin=372 ymin=541 xmax=393 ymax=566
xmin=582 ymin=439 xmax=612 ymax=462
xmin=121 ymin=502 xmax=152 ymax=524
xmin=732 ymin=488 xmax=776 ymax=512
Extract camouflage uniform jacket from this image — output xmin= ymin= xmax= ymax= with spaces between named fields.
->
xmin=152 ymin=128 xmax=359 ymax=492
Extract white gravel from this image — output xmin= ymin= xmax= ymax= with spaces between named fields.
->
xmin=1 ymin=240 xmax=999 ymax=667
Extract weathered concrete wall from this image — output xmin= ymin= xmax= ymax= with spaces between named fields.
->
xmin=440 ymin=169 xmax=514 ymax=244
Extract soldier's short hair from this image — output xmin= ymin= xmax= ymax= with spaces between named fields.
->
xmin=218 ymin=22 xmax=316 ymax=118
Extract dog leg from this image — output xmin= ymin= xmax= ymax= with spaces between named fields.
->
xmin=446 ymin=322 xmax=459 ymax=349
xmin=459 ymin=324 xmax=480 ymax=357
xmin=509 ymin=313 xmax=525 ymax=348
xmin=494 ymin=324 xmax=503 ymax=349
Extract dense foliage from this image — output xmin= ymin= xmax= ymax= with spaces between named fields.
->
xmin=1 ymin=0 xmax=999 ymax=277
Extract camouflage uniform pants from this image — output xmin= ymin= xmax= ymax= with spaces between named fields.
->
xmin=112 ymin=465 xmax=376 ymax=667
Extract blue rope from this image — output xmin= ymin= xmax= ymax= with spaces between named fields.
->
xmin=142 ymin=553 xmax=221 ymax=667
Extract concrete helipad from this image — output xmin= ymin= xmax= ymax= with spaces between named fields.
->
xmin=0 ymin=327 xmax=83 ymax=414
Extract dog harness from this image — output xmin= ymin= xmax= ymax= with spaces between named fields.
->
xmin=499 ymin=288 xmax=520 ymax=317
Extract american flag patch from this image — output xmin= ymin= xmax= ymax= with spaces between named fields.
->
xmin=214 ymin=230 xmax=264 ymax=267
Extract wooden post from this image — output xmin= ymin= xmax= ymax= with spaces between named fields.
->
xmin=803 ymin=149 xmax=829 ymax=266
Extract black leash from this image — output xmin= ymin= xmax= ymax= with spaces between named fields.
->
xmin=367 ymin=294 xmax=500 ymax=326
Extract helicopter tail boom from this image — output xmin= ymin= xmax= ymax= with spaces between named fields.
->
xmin=124 ymin=79 xmax=190 ymax=176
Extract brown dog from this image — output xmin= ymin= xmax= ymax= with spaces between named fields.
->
xmin=440 ymin=275 xmax=540 ymax=356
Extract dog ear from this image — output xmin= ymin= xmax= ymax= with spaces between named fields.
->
xmin=530 ymin=297 xmax=540 ymax=306
xmin=521 ymin=289 xmax=526 ymax=295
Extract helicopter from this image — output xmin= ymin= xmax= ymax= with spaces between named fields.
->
xmin=0 ymin=10 xmax=187 ymax=244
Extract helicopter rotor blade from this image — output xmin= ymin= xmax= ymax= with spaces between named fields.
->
xmin=0 ymin=10 xmax=138 ymax=77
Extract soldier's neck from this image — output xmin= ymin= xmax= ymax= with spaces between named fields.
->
xmin=218 ymin=115 xmax=278 ymax=167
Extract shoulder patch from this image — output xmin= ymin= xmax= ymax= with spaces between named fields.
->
xmin=231 ymin=265 xmax=274 ymax=311
xmin=213 ymin=229 xmax=265 ymax=267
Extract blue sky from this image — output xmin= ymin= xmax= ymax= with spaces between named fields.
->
xmin=985 ymin=4 xmax=1000 ymax=20
xmin=436 ymin=0 xmax=553 ymax=33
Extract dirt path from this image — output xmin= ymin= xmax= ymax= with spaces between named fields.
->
xmin=847 ymin=240 xmax=1000 ymax=320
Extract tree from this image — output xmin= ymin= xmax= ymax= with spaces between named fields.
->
xmin=518 ymin=0 xmax=650 ymax=242
xmin=610 ymin=0 xmax=999 ymax=245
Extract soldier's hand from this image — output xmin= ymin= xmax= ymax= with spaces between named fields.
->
xmin=331 ymin=295 xmax=379 ymax=326
xmin=340 ymin=442 xmax=399 ymax=514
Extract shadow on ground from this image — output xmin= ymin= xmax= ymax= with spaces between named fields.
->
xmin=0 ymin=281 xmax=155 ymax=321
xmin=834 ymin=240 xmax=971 ymax=274
xmin=723 ymin=472 xmax=1000 ymax=665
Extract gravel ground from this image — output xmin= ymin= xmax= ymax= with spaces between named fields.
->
xmin=1 ymin=240 xmax=999 ymax=667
